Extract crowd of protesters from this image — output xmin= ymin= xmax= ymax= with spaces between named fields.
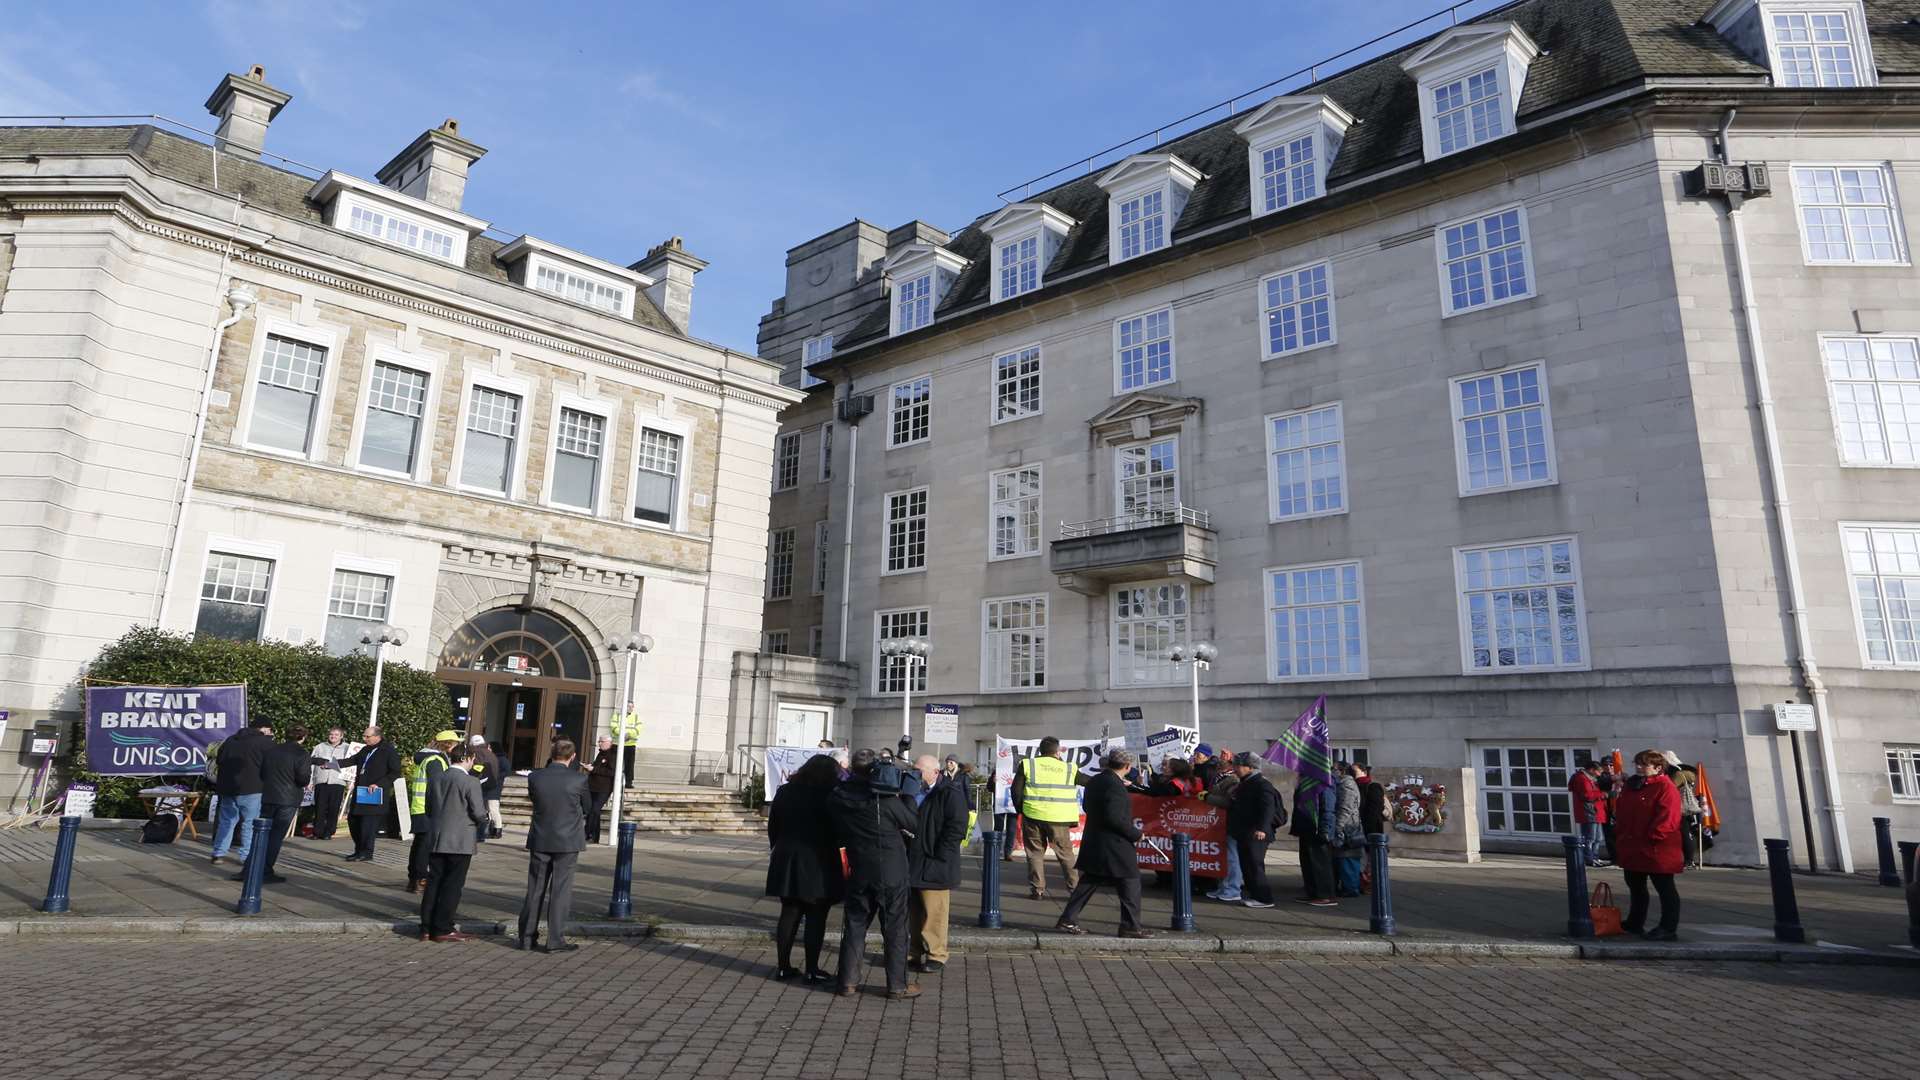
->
xmin=1570 ymin=748 xmax=1706 ymax=940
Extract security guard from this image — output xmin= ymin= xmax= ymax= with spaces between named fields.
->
xmin=611 ymin=710 xmax=642 ymax=788
xmin=1010 ymin=736 xmax=1083 ymax=900
xmin=406 ymin=730 xmax=459 ymax=893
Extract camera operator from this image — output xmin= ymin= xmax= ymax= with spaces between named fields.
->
xmin=827 ymin=748 xmax=920 ymax=1000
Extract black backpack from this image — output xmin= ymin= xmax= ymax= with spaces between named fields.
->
xmin=141 ymin=815 xmax=179 ymax=844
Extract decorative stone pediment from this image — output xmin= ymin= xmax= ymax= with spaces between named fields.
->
xmin=1087 ymin=392 xmax=1200 ymax=444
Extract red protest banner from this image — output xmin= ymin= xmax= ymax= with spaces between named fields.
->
xmin=1130 ymin=794 xmax=1228 ymax=878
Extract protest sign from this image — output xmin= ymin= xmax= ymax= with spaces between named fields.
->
xmin=764 ymin=745 xmax=852 ymax=801
xmin=62 ymin=783 xmax=97 ymax=818
xmin=1143 ymin=725 xmax=1199 ymax=768
xmin=992 ymin=735 xmax=1120 ymax=815
xmin=1119 ymin=706 xmax=1146 ymax=748
xmin=923 ymin=703 xmax=959 ymax=744
xmin=84 ymin=685 xmax=246 ymax=776
xmin=1130 ymin=794 xmax=1227 ymax=877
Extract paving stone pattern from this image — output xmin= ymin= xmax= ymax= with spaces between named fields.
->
xmin=3 ymin=936 xmax=1918 ymax=1079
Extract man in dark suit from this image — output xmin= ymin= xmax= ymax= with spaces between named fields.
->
xmin=332 ymin=726 xmax=401 ymax=861
xmin=234 ymin=724 xmax=312 ymax=884
xmin=517 ymin=738 xmax=591 ymax=953
xmin=1055 ymin=748 xmax=1151 ymax=939
xmin=827 ymin=749 xmax=920 ymax=999
xmin=1228 ymin=751 xmax=1284 ymax=909
xmin=420 ymin=742 xmax=491 ymax=942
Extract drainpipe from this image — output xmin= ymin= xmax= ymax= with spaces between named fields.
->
xmin=835 ymin=393 xmax=859 ymax=664
xmin=1716 ymin=109 xmax=1853 ymax=872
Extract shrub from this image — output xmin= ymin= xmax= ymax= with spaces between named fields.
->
xmin=73 ymin=627 xmax=452 ymax=818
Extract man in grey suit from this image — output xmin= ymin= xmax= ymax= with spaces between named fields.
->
xmin=516 ymin=738 xmax=592 ymax=953
xmin=419 ymin=743 xmax=491 ymax=943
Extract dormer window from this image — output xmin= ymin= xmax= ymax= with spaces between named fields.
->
xmin=1401 ymin=22 xmax=1540 ymax=163
xmin=884 ymin=244 xmax=968 ymax=337
xmin=1096 ymin=155 xmax=1203 ymax=267
xmin=1706 ymin=1 xmax=1876 ymax=88
xmin=493 ymin=236 xmax=647 ymax=320
xmin=1234 ymin=95 xmax=1355 ymax=218
xmin=309 ymin=172 xmax=486 ymax=266
xmin=982 ymin=203 xmax=1076 ymax=302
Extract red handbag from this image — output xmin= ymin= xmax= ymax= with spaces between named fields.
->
xmin=1589 ymin=882 xmax=1624 ymax=936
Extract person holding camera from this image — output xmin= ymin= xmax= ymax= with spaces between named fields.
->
xmin=827 ymin=748 xmax=920 ymax=999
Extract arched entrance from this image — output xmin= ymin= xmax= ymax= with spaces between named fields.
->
xmin=437 ymin=608 xmax=598 ymax=771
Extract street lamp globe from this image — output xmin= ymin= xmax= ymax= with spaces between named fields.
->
xmin=880 ymin=639 xmax=902 ymax=657
xmin=1193 ymin=642 xmax=1218 ymax=663
xmin=637 ymin=634 xmax=655 ymax=653
xmin=1167 ymin=644 xmax=1190 ymax=663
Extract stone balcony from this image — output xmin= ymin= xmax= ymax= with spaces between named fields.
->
xmin=1049 ymin=506 xmax=1218 ymax=596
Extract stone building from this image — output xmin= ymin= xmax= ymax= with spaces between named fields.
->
xmin=761 ymin=0 xmax=1920 ymax=867
xmin=0 ymin=65 xmax=801 ymax=802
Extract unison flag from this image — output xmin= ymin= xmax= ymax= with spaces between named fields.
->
xmin=1261 ymin=695 xmax=1334 ymax=793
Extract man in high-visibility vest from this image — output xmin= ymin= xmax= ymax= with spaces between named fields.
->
xmin=1010 ymin=736 xmax=1084 ymax=900
xmin=406 ymin=731 xmax=459 ymax=893
xmin=612 ymin=711 xmax=641 ymax=788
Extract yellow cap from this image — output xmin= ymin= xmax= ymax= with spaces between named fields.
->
xmin=434 ymin=730 xmax=460 ymax=743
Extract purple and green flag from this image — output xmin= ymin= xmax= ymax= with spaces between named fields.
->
xmin=1261 ymin=695 xmax=1333 ymax=793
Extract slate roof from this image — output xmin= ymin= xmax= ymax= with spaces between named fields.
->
xmin=831 ymin=0 xmax=1920 ymax=353
xmin=0 ymin=123 xmax=680 ymax=335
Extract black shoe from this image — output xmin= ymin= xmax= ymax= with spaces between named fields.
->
xmin=1118 ymin=928 xmax=1154 ymax=940
xmin=542 ymin=943 xmax=579 ymax=954
xmin=512 ymin=938 xmax=534 ymax=951
xmin=803 ymin=969 xmax=832 ymax=984
xmin=229 ymin=872 xmax=247 ymax=881
xmin=921 ymin=960 xmax=945 ymax=974
xmin=263 ymin=874 xmax=287 ymax=885
xmin=1053 ymin=922 xmax=1087 ymax=935
xmin=1641 ymin=928 xmax=1679 ymax=942
xmin=774 ymin=966 xmax=799 ymax=980
xmin=489 ymin=828 xmax=503 ymax=839
xmin=210 ymin=856 xmax=225 ymax=866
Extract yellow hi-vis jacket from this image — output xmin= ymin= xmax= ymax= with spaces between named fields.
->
xmin=1020 ymin=755 xmax=1080 ymax=823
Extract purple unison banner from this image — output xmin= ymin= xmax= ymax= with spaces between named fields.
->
xmin=85 ymin=685 xmax=247 ymax=775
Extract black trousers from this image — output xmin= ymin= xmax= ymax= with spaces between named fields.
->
xmin=1235 ymin=834 xmax=1274 ymax=904
xmin=622 ymin=746 xmax=635 ymax=787
xmin=1058 ymin=873 xmax=1143 ymax=933
xmin=1298 ymin=837 xmax=1335 ymax=900
xmin=587 ymin=790 xmax=611 ymax=844
xmin=348 ymin=813 xmax=378 ymax=857
xmin=408 ymin=828 xmax=432 ymax=882
xmin=259 ymin=803 xmax=298 ymax=876
xmin=311 ymin=785 xmax=344 ymax=839
xmin=776 ymin=898 xmax=834 ymax=971
xmin=420 ymin=853 xmax=472 ymax=936
xmin=1623 ymin=871 xmax=1681 ymax=933
xmin=994 ymin=813 xmax=1016 ymax=858
xmin=838 ymin=882 xmax=910 ymax=992
xmin=518 ymin=850 xmax=579 ymax=946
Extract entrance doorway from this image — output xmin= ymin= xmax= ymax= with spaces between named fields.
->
xmin=775 ymin=704 xmax=831 ymax=747
xmin=437 ymin=608 xmax=599 ymax=772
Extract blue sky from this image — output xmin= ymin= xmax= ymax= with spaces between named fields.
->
xmin=2 ymin=0 xmax=1494 ymax=352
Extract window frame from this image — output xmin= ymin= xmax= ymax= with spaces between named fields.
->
xmin=991 ymin=344 xmax=1044 ymax=425
xmin=893 ymin=271 xmax=935 ymax=336
xmin=1449 ymin=361 xmax=1560 ymax=497
xmin=1112 ymin=186 xmax=1170 ymax=264
xmin=1265 ymin=402 xmax=1348 ymax=523
xmin=987 ymin=463 xmax=1044 ymax=563
xmin=1840 ymin=521 xmax=1920 ymax=668
xmin=1887 ymin=745 xmax=1920 ymax=802
xmin=1253 ymin=127 xmax=1321 ymax=217
xmin=873 ymin=607 xmax=930 ymax=695
xmin=1819 ymin=333 xmax=1920 ymax=467
xmin=767 ymin=526 xmax=797 ymax=601
xmin=774 ymin=431 xmax=802 ymax=492
xmin=993 ymin=228 xmax=1044 ymax=302
xmin=1760 ymin=3 xmax=1877 ymax=89
xmin=887 ymin=374 xmax=933 ymax=449
xmin=324 ymin=555 xmax=399 ymax=658
xmin=331 ymin=188 xmax=468 ymax=264
xmin=525 ymin=252 xmax=635 ymax=318
xmin=882 ymin=485 xmax=930 ymax=577
xmin=191 ymin=536 xmax=283 ymax=643
xmin=980 ymin=593 xmax=1050 ymax=693
xmin=1477 ymin=743 xmax=1597 ymax=839
xmin=1453 ymin=534 xmax=1591 ymax=675
xmin=812 ymin=520 xmax=831 ymax=596
xmin=1263 ymin=559 xmax=1369 ymax=683
xmin=238 ymin=319 xmax=341 ymax=463
xmin=1429 ymin=65 xmax=1508 ymax=158
xmin=801 ymin=334 xmax=834 ymax=390
xmin=1112 ymin=306 xmax=1177 ymax=395
xmin=763 ymin=630 xmax=790 ymax=656
xmin=347 ymin=348 xmax=439 ymax=483
xmin=818 ymin=422 xmax=834 ymax=483
xmin=449 ymin=370 xmax=532 ymax=500
xmin=1788 ymin=162 xmax=1909 ymax=267
xmin=1109 ymin=579 xmax=1192 ymax=688
xmin=629 ymin=411 xmax=692 ymax=532
xmin=1114 ymin=434 xmax=1180 ymax=522
xmin=1260 ymin=260 xmax=1337 ymax=360
xmin=807 ymin=625 xmax=825 ymax=659
xmin=1434 ymin=204 xmax=1536 ymax=318
xmin=540 ymin=394 xmax=615 ymax=516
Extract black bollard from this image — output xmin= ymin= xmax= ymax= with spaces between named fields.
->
xmin=608 ymin=821 xmax=637 ymax=919
xmin=1872 ymin=817 xmax=1900 ymax=887
xmin=1562 ymin=835 xmax=1594 ymax=939
xmin=1899 ymin=840 xmax=1918 ymax=886
xmin=1367 ymin=833 xmax=1395 ymax=936
xmin=977 ymin=831 xmax=1003 ymax=929
xmin=235 ymin=818 xmax=271 ymax=916
xmin=40 ymin=816 xmax=80 ymax=914
xmin=1170 ymin=832 xmax=1195 ymax=932
xmin=1763 ymin=838 xmax=1806 ymax=944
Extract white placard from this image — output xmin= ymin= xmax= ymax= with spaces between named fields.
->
xmin=1772 ymin=703 xmax=1815 ymax=732
xmin=992 ymin=735 xmax=1123 ymax=815
xmin=1143 ymin=725 xmax=1199 ymax=768
xmin=62 ymin=783 xmax=96 ymax=818
xmin=764 ymin=745 xmax=852 ymax=801
xmin=923 ymin=703 xmax=959 ymax=744
xmin=1120 ymin=706 xmax=1147 ymax=749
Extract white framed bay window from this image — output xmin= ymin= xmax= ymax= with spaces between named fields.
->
xmin=1111 ymin=581 xmax=1190 ymax=687
xmin=544 ymin=398 xmax=613 ymax=515
xmin=1436 ymin=205 xmax=1534 ymax=317
xmin=453 ymin=374 xmax=530 ymax=498
xmin=874 ymin=608 xmax=930 ymax=694
xmin=1822 ymin=335 xmax=1920 ymax=465
xmin=883 ymin=486 xmax=928 ymax=575
xmin=632 ymin=420 xmax=689 ymax=529
xmin=1790 ymin=163 xmax=1907 ymax=266
xmin=1451 ymin=362 xmax=1557 ymax=495
xmin=1454 ymin=536 xmax=1589 ymax=674
xmin=988 ymin=465 xmax=1042 ymax=561
xmin=1265 ymin=560 xmax=1366 ymax=681
xmin=1842 ymin=523 xmax=1920 ymax=666
xmin=1267 ymin=403 xmax=1346 ymax=521
xmin=352 ymin=352 xmax=436 ymax=480
xmin=242 ymin=322 xmax=339 ymax=460
xmin=982 ymin=594 xmax=1048 ymax=692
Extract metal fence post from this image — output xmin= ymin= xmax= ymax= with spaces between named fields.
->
xmin=39 ymin=816 xmax=80 ymax=914
xmin=608 ymin=821 xmax=637 ymax=919
xmin=1763 ymin=837 xmax=1806 ymax=944
xmin=235 ymin=818 xmax=270 ymax=916
xmin=1367 ymin=833 xmax=1395 ymax=936
xmin=1170 ymin=832 xmax=1195 ymax=932
xmin=977 ymin=831 xmax=1003 ymax=929
xmin=1562 ymin=835 xmax=1593 ymax=939
xmin=1872 ymin=817 xmax=1900 ymax=887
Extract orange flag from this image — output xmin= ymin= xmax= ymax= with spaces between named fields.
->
xmin=1695 ymin=764 xmax=1722 ymax=832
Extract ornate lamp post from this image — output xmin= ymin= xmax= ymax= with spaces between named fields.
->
xmin=1167 ymin=641 xmax=1218 ymax=736
xmin=360 ymin=625 xmax=409 ymax=732
xmin=879 ymin=636 xmax=930 ymax=754
xmin=604 ymin=633 xmax=654 ymax=844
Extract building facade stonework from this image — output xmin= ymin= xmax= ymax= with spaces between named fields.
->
xmin=761 ymin=0 xmax=1920 ymax=867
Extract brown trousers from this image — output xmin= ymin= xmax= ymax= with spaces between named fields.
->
xmin=909 ymin=888 xmax=951 ymax=963
xmin=1023 ymin=818 xmax=1079 ymax=895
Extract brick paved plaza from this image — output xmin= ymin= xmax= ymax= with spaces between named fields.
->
xmin=2 ymin=936 xmax=1916 ymax=1079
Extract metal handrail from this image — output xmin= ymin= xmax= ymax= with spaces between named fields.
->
xmin=1058 ymin=505 xmax=1211 ymax=539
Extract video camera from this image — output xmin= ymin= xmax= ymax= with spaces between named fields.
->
xmin=868 ymin=758 xmax=905 ymax=795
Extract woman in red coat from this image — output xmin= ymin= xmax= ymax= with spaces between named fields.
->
xmin=1611 ymin=748 xmax=1684 ymax=940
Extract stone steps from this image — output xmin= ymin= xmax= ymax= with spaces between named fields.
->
xmin=496 ymin=784 xmax=764 ymax=836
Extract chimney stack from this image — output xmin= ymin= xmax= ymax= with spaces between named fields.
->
xmin=204 ymin=65 xmax=291 ymax=160
xmin=633 ymin=237 xmax=708 ymax=334
xmin=376 ymin=119 xmax=488 ymax=212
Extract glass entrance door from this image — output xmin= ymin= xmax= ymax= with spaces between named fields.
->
xmin=486 ymin=686 xmax=546 ymax=771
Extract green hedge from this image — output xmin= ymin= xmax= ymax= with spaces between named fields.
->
xmin=73 ymin=627 xmax=452 ymax=818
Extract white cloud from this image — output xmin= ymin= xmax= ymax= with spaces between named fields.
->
xmin=619 ymin=69 xmax=729 ymax=130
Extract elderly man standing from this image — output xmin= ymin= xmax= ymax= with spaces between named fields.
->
xmin=1054 ymin=749 xmax=1151 ymax=939
xmin=906 ymin=754 xmax=968 ymax=974
xmin=585 ymin=735 xmax=618 ymax=844
xmin=334 ymin=726 xmax=401 ymax=862
xmin=517 ymin=739 xmax=592 ymax=952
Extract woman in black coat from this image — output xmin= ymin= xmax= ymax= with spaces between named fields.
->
xmin=765 ymin=754 xmax=845 ymax=981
